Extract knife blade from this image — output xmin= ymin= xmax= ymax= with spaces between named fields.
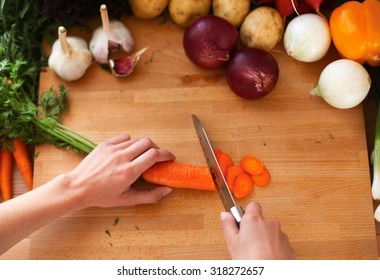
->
xmin=192 ymin=114 xmax=244 ymax=225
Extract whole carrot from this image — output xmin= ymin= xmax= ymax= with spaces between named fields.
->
xmin=11 ymin=138 xmax=33 ymax=190
xmin=0 ymin=147 xmax=13 ymax=201
xmin=142 ymin=161 xmax=216 ymax=191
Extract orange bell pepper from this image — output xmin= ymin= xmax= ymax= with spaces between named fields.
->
xmin=329 ymin=0 xmax=380 ymax=67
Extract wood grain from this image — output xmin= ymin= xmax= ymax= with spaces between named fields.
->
xmin=4 ymin=16 xmax=378 ymax=259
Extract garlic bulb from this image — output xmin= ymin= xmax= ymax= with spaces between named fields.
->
xmin=109 ymin=47 xmax=148 ymax=77
xmin=284 ymin=13 xmax=331 ymax=62
xmin=90 ymin=4 xmax=134 ymax=64
xmin=48 ymin=26 xmax=92 ymax=81
xmin=310 ymin=59 xmax=371 ymax=109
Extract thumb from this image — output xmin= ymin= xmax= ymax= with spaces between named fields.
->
xmin=220 ymin=212 xmax=239 ymax=242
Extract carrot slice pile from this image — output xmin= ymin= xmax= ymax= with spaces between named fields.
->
xmin=222 ymin=152 xmax=271 ymax=199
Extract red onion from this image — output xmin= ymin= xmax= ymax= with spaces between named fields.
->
xmin=183 ymin=15 xmax=238 ymax=70
xmin=226 ymin=48 xmax=279 ymax=100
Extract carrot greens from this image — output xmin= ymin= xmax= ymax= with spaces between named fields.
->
xmin=0 ymin=28 xmax=96 ymax=154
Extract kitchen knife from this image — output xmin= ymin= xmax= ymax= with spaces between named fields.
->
xmin=192 ymin=114 xmax=244 ymax=226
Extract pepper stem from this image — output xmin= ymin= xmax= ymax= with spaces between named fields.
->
xmin=58 ymin=26 xmax=71 ymax=56
xmin=100 ymin=4 xmax=111 ymax=35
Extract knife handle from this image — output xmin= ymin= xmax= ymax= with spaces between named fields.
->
xmin=229 ymin=205 xmax=245 ymax=227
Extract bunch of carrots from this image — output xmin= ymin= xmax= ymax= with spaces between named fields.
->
xmin=0 ymin=138 xmax=33 ymax=201
xmin=142 ymin=149 xmax=270 ymax=199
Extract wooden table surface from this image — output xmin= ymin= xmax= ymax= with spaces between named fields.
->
xmin=1 ymin=16 xmax=378 ymax=259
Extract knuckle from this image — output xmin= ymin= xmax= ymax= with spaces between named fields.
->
xmin=145 ymin=147 xmax=160 ymax=160
xmin=140 ymin=137 xmax=154 ymax=147
xmin=245 ymin=211 xmax=261 ymax=222
xmin=268 ymin=219 xmax=281 ymax=230
xmin=109 ymin=152 xmax=122 ymax=165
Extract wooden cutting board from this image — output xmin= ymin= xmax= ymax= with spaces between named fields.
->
xmin=21 ymin=16 xmax=378 ymax=259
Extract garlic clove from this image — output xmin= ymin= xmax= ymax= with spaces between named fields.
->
xmin=108 ymin=21 xmax=134 ymax=53
xmin=89 ymin=28 xmax=109 ymax=64
xmin=89 ymin=4 xmax=134 ymax=64
xmin=109 ymin=47 xmax=148 ymax=77
xmin=48 ymin=26 xmax=92 ymax=81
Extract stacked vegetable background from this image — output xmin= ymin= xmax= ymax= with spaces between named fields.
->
xmin=0 ymin=0 xmax=379 ymax=222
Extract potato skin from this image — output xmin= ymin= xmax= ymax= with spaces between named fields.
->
xmin=129 ymin=0 xmax=169 ymax=20
xmin=168 ymin=0 xmax=211 ymax=27
xmin=240 ymin=6 xmax=284 ymax=51
xmin=212 ymin=0 xmax=251 ymax=27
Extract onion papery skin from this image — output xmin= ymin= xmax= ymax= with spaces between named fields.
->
xmin=183 ymin=15 xmax=239 ymax=70
xmin=226 ymin=48 xmax=279 ymax=100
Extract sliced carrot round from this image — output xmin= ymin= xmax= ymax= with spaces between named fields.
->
xmin=252 ymin=166 xmax=271 ymax=187
xmin=226 ymin=165 xmax=244 ymax=192
xmin=240 ymin=156 xmax=264 ymax=176
xmin=233 ymin=173 xmax=254 ymax=199
xmin=216 ymin=151 xmax=234 ymax=176
xmin=214 ymin=149 xmax=223 ymax=159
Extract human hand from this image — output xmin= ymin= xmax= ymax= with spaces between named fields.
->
xmin=65 ymin=133 xmax=176 ymax=209
xmin=221 ymin=202 xmax=296 ymax=260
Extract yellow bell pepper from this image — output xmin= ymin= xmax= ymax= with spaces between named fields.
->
xmin=330 ymin=0 xmax=380 ymax=67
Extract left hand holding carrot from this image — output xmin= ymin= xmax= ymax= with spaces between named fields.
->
xmin=0 ymin=134 xmax=176 ymax=254
xmin=65 ymin=133 xmax=176 ymax=208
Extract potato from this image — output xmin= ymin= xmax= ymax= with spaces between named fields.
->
xmin=168 ymin=0 xmax=211 ymax=27
xmin=129 ymin=0 xmax=169 ymax=20
xmin=212 ymin=0 xmax=250 ymax=27
xmin=240 ymin=7 xmax=285 ymax=52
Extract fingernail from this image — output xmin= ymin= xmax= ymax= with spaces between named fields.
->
xmin=220 ymin=212 xmax=228 ymax=221
xmin=162 ymin=188 xmax=173 ymax=196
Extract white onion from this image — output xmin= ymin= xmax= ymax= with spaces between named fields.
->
xmin=283 ymin=13 xmax=331 ymax=62
xmin=375 ymin=204 xmax=380 ymax=222
xmin=310 ymin=59 xmax=371 ymax=109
